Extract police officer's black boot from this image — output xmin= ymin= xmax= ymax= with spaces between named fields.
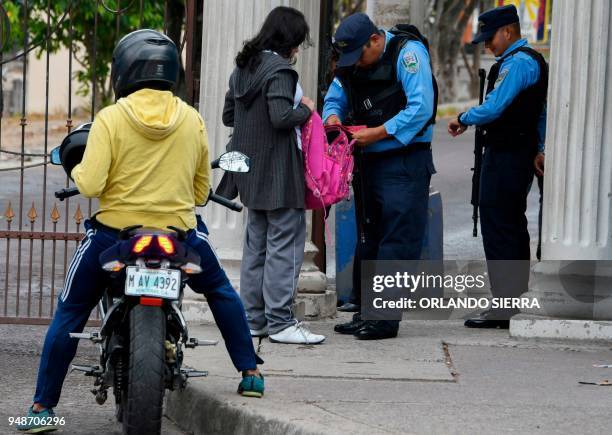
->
xmin=353 ymin=320 xmax=398 ymax=340
xmin=334 ymin=313 xmax=365 ymax=334
xmin=464 ymin=309 xmax=519 ymax=329
xmin=337 ymin=302 xmax=361 ymax=312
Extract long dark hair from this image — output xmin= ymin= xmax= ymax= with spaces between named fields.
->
xmin=236 ymin=6 xmax=312 ymax=71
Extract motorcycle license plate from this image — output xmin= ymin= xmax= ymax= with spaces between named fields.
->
xmin=125 ymin=267 xmax=181 ymax=299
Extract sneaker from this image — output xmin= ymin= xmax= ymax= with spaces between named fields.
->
xmin=238 ymin=373 xmax=265 ymax=398
xmin=16 ymin=406 xmax=58 ymax=433
xmin=249 ymin=326 xmax=269 ymax=337
xmin=268 ymin=322 xmax=326 ymax=344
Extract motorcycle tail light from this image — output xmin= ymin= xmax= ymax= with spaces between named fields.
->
xmin=132 ymin=235 xmax=153 ymax=253
xmin=157 ymin=235 xmax=175 ymax=255
xmin=102 ymin=260 xmax=125 ymax=272
xmin=181 ymin=262 xmax=202 ymax=274
xmin=140 ymin=297 xmax=163 ymax=307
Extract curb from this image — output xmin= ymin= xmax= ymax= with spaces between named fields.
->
xmin=165 ymin=385 xmax=331 ymax=435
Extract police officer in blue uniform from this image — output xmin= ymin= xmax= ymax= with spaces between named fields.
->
xmin=325 ymin=13 xmax=437 ymax=340
xmin=448 ymin=5 xmax=547 ymax=328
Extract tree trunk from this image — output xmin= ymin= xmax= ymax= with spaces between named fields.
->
xmin=167 ymin=0 xmax=186 ymax=100
xmin=429 ymin=0 xmax=477 ymax=103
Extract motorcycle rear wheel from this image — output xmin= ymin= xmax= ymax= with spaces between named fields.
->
xmin=122 ymin=304 xmax=166 ymax=435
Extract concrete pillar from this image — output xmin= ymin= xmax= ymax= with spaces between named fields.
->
xmin=366 ymin=0 xmax=426 ymax=29
xmin=511 ymin=0 xmax=612 ymax=339
xmin=183 ymin=0 xmax=327 ymax=321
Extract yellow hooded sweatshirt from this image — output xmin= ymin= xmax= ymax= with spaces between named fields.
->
xmin=71 ymin=89 xmax=210 ymax=230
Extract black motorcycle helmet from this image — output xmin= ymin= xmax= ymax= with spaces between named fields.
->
xmin=111 ymin=29 xmax=179 ymax=99
xmin=57 ymin=123 xmax=92 ymax=179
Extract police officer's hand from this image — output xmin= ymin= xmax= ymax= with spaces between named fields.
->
xmin=352 ymin=126 xmax=388 ymax=147
xmin=448 ymin=117 xmax=467 ymax=137
xmin=301 ymin=96 xmax=316 ymax=112
xmin=325 ymin=115 xmax=342 ymax=126
xmin=534 ymin=152 xmax=545 ymax=177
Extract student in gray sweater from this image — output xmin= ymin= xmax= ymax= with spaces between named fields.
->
xmin=219 ymin=6 xmax=325 ymax=344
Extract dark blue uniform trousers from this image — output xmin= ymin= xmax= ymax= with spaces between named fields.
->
xmin=33 ymin=217 xmax=259 ymax=409
xmin=479 ymin=146 xmax=535 ymax=309
xmin=351 ymin=147 xmax=435 ymax=326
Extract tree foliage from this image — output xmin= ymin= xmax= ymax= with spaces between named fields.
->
xmin=423 ymin=0 xmax=496 ymax=102
xmin=425 ymin=0 xmax=478 ymax=102
xmin=333 ymin=0 xmax=366 ymax=29
xmin=2 ymin=0 xmax=171 ymax=110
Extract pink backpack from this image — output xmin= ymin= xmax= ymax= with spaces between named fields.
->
xmin=301 ymin=112 xmax=355 ymax=210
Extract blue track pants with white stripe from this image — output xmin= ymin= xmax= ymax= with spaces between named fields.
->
xmin=33 ymin=216 xmax=259 ymax=408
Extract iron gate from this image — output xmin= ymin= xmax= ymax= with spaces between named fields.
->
xmin=0 ymin=0 xmax=201 ymax=325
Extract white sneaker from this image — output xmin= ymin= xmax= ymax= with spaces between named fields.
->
xmin=268 ymin=322 xmax=326 ymax=344
xmin=250 ymin=326 xmax=269 ymax=337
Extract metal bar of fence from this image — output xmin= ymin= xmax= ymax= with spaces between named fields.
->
xmin=164 ymin=0 xmax=169 ymax=34
xmin=0 ymin=162 xmax=47 ymax=171
xmin=51 ymin=219 xmax=58 ymax=317
xmin=0 ymin=0 xmax=192 ymax=324
xmin=116 ymin=0 xmax=121 ymax=42
xmin=16 ymin=0 xmax=30 ymax=317
xmin=27 ymin=208 xmax=34 ymax=317
xmin=185 ymin=0 xmax=195 ymax=106
xmin=38 ymin=0 xmax=52 ymax=321
xmin=64 ymin=8 xmax=75 ymax=291
xmin=0 ymin=2 xmax=74 ymax=66
xmin=89 ymin=0 xmax=100 ymax=219
xmin=0 ymin=231 xmax=83 ymax=241
xmin=139 ymin=0 xmax=144 ymax=27
xmin=3 ymin=215 xmax=10 ymax=316
xmin=0 ymin=149 xmax=48 ymax=157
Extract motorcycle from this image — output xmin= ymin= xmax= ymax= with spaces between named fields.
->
xmin=49 ymin=146 xmax=249 ymax=434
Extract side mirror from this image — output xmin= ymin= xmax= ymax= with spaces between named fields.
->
xmin=50 ymin=146 xmax=62 ymax=165
xmin=218 ymin=151 xmax=250 ymax=173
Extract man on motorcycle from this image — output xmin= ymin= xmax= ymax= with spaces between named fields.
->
xmin=18 ymin=29 xmax=263 ymax=433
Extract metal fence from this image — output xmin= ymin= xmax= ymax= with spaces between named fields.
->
xmin=0 ymin=0 xmax=200 ymax=325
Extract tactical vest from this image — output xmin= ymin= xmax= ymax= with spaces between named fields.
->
xmin=483 ymin=46 xmax=548 ymax=149
xmin=337 ymin=32 xmax=437 ymax=137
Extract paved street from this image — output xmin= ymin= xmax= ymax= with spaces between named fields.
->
xmin=0 ymin=325 xmax=187 ymax=435
xmin=2 ymin=318 xmax=611 ymax=434
xmin=430 ymin=122 xmax=540 ymax=260
xmin=166 ymin=317 xmax=612 ymax=435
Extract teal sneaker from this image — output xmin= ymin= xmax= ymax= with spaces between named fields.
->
xmin=15 ymin=406 xmax=58 ymax=433
xmin=238 ymin=373 xmax=265 ymax=398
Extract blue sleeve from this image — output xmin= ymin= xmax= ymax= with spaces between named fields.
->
xmin=322 ymin=78 xmax=349 ymax=123
xmin=383 ymin=42 xmax=434 ymax=144
xmin=537 ymin=104 xmax=546 ymax=152
xmin=460 ymin=55 xmax=540 ymax=126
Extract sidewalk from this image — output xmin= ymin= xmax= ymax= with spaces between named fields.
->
xmin=166 ymin=314 xmax=612 ymax=435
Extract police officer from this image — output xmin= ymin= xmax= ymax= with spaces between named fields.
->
xmin=448 ymin=5 xmax=547 ymax=328
xmin=325 ymin=13 xmax=436 ymax=340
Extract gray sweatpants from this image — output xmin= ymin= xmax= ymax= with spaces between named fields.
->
xmin=240 ymin=208 xmax=306 ymax=334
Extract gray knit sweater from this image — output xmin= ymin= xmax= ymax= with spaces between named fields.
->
xmin=216 ymin=52 xmax=311 ymax=210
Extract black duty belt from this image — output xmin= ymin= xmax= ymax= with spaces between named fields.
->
xmin=363 ymin=142 xmax=431 ymax=160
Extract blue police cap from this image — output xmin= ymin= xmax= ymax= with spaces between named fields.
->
xmin=333 ymin=13 xmax=378 ymax=67
xmin=472 ymin=5 xmax=520 ymax=44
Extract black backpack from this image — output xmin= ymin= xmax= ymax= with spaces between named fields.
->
xmin=389 ymin=24 xmax=439 ymax=132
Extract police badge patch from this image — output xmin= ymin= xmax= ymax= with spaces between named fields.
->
xmin=402 ymin=51 xmax=419 ymax=73
xmin=495 ymin=69 xmax=509 ymax=87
